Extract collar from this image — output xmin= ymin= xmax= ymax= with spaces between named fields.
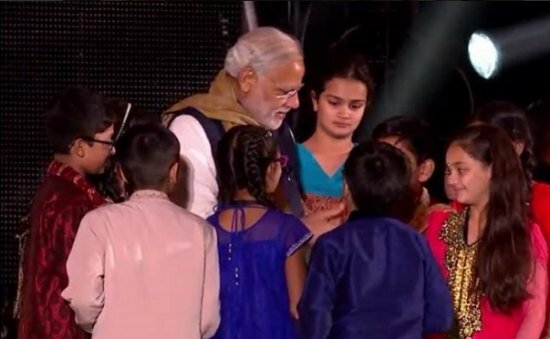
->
xmin=129 ymin=189 xmax=169 ymax=201
xmin=47 ymin=160 xmax=107 ymax=208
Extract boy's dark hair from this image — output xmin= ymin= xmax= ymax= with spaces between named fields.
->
xmin=44 ymin=87 xmax=114 ymax=154
xmin=216 ymin=125 xmax=279 ymax=207
xmin=116 ymin=124 xmax=180 ymax=193
xmin=168 ymin=156 xmax=190 ymax=209
xmin=344 ymin=141 xmax=416 ymax=222
xmin=371 ymin=116 xmax=435 ymax=164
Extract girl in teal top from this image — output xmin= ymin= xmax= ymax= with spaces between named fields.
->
xmin=297 ymin=50 xmax=373 ymax=216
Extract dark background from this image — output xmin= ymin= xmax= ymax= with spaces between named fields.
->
xmin=1 ymin=2 xmax=549 ymax=336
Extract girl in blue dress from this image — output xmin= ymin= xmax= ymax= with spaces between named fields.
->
xmin=208 ymin=125 xmax=312 ymax=339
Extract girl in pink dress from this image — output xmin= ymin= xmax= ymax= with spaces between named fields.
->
xmin=425 ymin=124 xmax=548 ymax=339
xmin=476 ymin=101 xmax=550 ymax=337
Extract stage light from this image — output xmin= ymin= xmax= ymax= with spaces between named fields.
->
xmin=468 ymin=32 xmax=500 ymax=79
xmin=468 ymin=15 xmax=550 ymax=80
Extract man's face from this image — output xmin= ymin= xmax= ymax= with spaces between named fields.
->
xmin=243 ymin=59 xmax=305 ymax=130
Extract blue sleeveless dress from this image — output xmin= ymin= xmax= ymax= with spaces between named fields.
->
xmin=207 ymin=203 xmax=312 ymax=339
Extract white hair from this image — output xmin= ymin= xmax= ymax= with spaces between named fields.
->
xmin=224 ymin=26 xmax=303 ymax=77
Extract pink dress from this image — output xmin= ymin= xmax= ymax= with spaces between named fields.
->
xmin=425 ymin=209 xmax=548 ymax=339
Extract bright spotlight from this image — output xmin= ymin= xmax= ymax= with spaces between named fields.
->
xmin=468 ymin=32 xmax=500 ymax=79
xmin=467 ymin=15 xmax=550 ymax=80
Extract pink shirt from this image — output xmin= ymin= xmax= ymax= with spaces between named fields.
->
xmin=62 ymin=190 xmax=220 ymax=339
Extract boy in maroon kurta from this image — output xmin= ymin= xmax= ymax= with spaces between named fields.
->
xmin=16 ymin=87 xmax=114 ymax=339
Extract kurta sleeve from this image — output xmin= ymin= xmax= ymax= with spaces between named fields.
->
xmin=281 ymin=215 xmax=312 ymax=257
xmin=298 ymin=234 xmax=342 ymax=339
xmin=56 ymin=203 xmax=91 ymax=262
xmin=31 ymin=202 xmax=92 ymax=339
xmin=515 ymin=224 xmax=548 ymax=339
xmin=61 ymin=211 xmax=106 ymax=333
xmin=200 ymin=222 xmax=221 ymax=338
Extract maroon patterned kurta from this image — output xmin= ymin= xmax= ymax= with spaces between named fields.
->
xmin=17 ymin=160 xmax=106 ymax=339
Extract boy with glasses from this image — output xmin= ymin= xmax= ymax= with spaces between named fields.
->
xmin=16 ymin=87 xmax=114 ymax=339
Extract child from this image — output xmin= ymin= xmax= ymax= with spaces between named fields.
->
xmin=372 ymin=116 xmax=439 ymax=231
xmin=16 ymin=87 xmax=114 ymax=339
xmin=297 ymin=50 xmax=373 ymax=217
xmin=62 ymin=124 xmax=220 ymax=339
xmin=299 ymin=141 xmax=453 ymax=339
xmin=208 ymin=125 xmax=312 ymax=339
xmin=476 ymin=101 xmax=550 ymax=337
xmin=426 ymin=125 xmax=547 ymax=339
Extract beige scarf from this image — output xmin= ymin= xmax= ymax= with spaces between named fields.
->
xmin=163 ymin=70 xmax=260 ymax=131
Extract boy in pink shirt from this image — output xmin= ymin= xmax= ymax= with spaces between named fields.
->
xmin=62 ymin=124 xmax=220 ymax=338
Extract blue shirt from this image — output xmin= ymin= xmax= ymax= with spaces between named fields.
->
xmin=298 ymin=213 xmax=453 ymax=339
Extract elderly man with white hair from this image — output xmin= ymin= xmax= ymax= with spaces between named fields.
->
xmin=164 ymin=26 xmax=343 ymax=240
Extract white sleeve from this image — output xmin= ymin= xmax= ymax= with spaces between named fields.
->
xmin=169 ymin=115 xmax=218 ymax=218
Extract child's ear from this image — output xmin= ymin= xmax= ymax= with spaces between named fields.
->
xmin=343 ymin=180 xmax=349 ymax=196
xmin=71 ymin=139 xmax=86 ymax=158
xmin=343 ymin=180 xmax=355 ymax=212
xmin=115 ymin=163 xmax=129 ymax=198
xmin=417 ymin=159 xmax=435 ymax=183
xmin=512 ymin=141 xmax=525 ymax=156
xmin=169 ymin=161 xmax=179 ymax=184
xmin=115 ymin=163 xmax=128 ymax=185
xmin=310 ymin=90 xmax=319 ymax=112
xmin=265 ymin=162 xmax=279 ymax=193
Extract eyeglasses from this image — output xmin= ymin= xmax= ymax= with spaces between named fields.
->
xmin=274 ymin=155 xmax=289 ymax=168
xmin=83 ymin=138 xmax=115 ymax=149
xmin=259 ymin=73 xmax=303 ymax=102
xmin=274 ymin=84 xmax=304 ymax=101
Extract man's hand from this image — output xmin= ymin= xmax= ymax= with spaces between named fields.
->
xmin=301 ymin=204 xmax=346 ymax=245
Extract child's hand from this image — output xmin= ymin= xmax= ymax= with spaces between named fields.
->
xmin=301 ymin=204 xmax=346 ymax=245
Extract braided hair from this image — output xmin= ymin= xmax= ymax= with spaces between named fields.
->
xmin=216 ymin=125 xmax=280 ymax=208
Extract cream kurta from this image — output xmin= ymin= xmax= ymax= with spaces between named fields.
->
xmin=62 ymin=190 xmax=220 ymax=339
